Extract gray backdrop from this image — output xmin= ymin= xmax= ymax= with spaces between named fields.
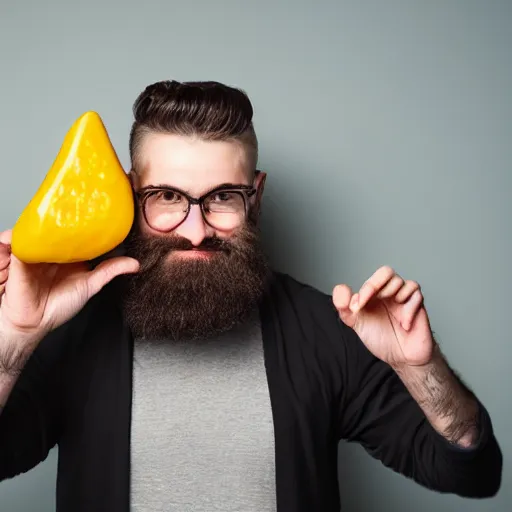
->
xmin=0 ymin=1 xmax=510 ymax=511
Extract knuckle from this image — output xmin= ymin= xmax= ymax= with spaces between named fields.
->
xmin=0 ymin=256 xmax=10 ymax=270
xmin=0 ymin=246 xmax=11 ymax=260
xmin=363 ymin=280 xmax=376 ymax=292
xmin=381 ymin=265 xmax=394 ymax=275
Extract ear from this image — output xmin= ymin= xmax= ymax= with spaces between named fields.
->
xmin=250 ymin=170 xmax=267 ymax=223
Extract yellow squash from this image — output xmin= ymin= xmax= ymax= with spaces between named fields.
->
xmin=11 ymin=111 xmax=134 ymax=264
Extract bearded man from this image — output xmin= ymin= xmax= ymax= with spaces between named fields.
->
xmin=0 ymin=80 xmax=502 ymax=512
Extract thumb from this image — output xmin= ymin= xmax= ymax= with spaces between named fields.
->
xmin=85 ymin=256 xmax=140 ymax=298
xmin=0 ymin=229 xmax=12 ymax=245
xmin=333 ymin=284 xmax=357 ymax=327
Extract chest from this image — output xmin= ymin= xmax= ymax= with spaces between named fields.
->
xmin=129 ymin=320 xmax=277 ymax=511
xmin=131 ymin=332 xmax=274 ymax=447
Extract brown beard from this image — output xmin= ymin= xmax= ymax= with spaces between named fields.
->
xmin=119 ymin=222 xmax=270 ymax=340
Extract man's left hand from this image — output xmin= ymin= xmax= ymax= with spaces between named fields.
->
xmin=333 ymin=266 xmax=434 ymax=368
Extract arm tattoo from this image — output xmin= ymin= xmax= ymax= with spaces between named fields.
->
xmin=396 ymin=344 xmax=480 ymax=447
xmin=418 ymin=361 xmax=479 ymax=444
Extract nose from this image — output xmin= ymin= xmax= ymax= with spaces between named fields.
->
xmin=174 ymin=205 xmax=214 ymax=247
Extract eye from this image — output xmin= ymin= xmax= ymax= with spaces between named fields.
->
xmin=205 ymin=190 xmax=245 ymax=213
xmin=154 ymin=190 xmax=182 ymax=203
xmin=212 ymin=191 xmax=236 ymax=202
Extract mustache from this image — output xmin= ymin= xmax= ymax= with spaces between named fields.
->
xmin=122 ymin=233 xmax=233 ymax=273
xmin=162 ymin=235 xmax=231 ymax=252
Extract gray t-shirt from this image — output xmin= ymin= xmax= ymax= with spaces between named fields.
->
xmin=130 ymin=313 xmax=277 ymax=511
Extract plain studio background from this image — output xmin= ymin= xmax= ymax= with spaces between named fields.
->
xmin=0 ymin=1 xmax=510 ymax=511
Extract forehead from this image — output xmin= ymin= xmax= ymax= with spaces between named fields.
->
xmin=136 ymin=133 xmax=251 ymax=193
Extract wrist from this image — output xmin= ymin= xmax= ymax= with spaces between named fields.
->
xmin=0 ymin=310 xmax=48 ymax=346
xmin=391 ymin=342 xmax=442 ymax=377
xmin=0 ymin=319 xmax=46 ymax=377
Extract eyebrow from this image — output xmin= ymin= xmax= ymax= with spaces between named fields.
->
xmin=139 ymin=182 xmax=252 ymax=196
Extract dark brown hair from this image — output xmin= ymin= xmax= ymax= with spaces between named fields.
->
xmin=129 ymin=80 xmax=258 ymax=172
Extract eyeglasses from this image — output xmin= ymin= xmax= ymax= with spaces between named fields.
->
xmin=135 ymin=184 xmax=256 ymax=232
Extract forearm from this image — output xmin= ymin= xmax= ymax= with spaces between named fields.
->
xmin=0 ymin=374 xmax=19 ymax=416
xmin=0 ymin=332 xmax=40 ymax=415
xmin=393 ymin=343 xmax=479 ymax=448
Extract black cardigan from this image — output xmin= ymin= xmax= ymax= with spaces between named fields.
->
xmin=0 ymin=272 xmax=502 ymax=511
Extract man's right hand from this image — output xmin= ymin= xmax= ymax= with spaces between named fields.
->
xmin=0 ymin=229 xmax=139 ymax=352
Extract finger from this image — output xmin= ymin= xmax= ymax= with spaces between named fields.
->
xmin=85 ymin=256 xmax=140 ymax=298
xmin=0 ymin=230 xmax=12 ymax=245
xmin=333 ymin=284 xmax=354 ymax=310
xmin=401 ymin=289 xmax=424 ymax=330
xmin=357 ymin=266 xmax=396 ymax=311
xmin=332 ymin=284 xmax=357 ymax=326
xmin=0 ymin=267 xmax=8 ymax=284
xmin=0 ymin=250 xmax=10 ymax=271
xmin=0 ymin=232 xmax=11 ymax=296
xmin=0 ymin=235 xmax=12 ymax=270
xmin=377 ymin=275 xmax=404 ymax=299
xmin=395 ymin=280 xmax=420 ymax=303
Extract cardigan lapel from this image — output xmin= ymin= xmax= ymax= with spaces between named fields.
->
xmin=56 ymin=290 xmax=134 ymax=512
xmin=259 ymin=274 xmax=312 ymax=512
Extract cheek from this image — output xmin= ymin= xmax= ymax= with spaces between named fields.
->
xmin=134 ymin=217 xmax=169 ymax=241
xmin=135 ymin=218 xmax=154 ymax=236
xmin=214 ymin=228 xmax=238 ymax=240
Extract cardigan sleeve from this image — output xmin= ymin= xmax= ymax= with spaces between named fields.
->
xmin=0 ymin=313 xmax=85 ymax=481
xmin=290 ymin=278 xmax=502 ymax=499
xmin=333 ymin=315 xmax=503 ymax=498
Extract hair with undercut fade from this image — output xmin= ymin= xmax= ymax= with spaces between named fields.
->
xmin=129 ymin=80 xmax=258 ymax=173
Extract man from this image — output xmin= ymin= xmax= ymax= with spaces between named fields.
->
xmin=0 ymin=80 xmax=502 ymax=512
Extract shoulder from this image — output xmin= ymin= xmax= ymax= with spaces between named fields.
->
xmin=265 ymin=271 xmax=343 ymax=326
xmin=265 ymin=271 xmax=332 ymax=305
xmin=261 ymin=272 xmax=374 ymax=406
xmin=263 ymin=271 xmax=388 ymax=402
xmin=265 ymin=271 xmax=379 ymax=365
xmin=262 ymin=271 xmax=358 ymax=355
